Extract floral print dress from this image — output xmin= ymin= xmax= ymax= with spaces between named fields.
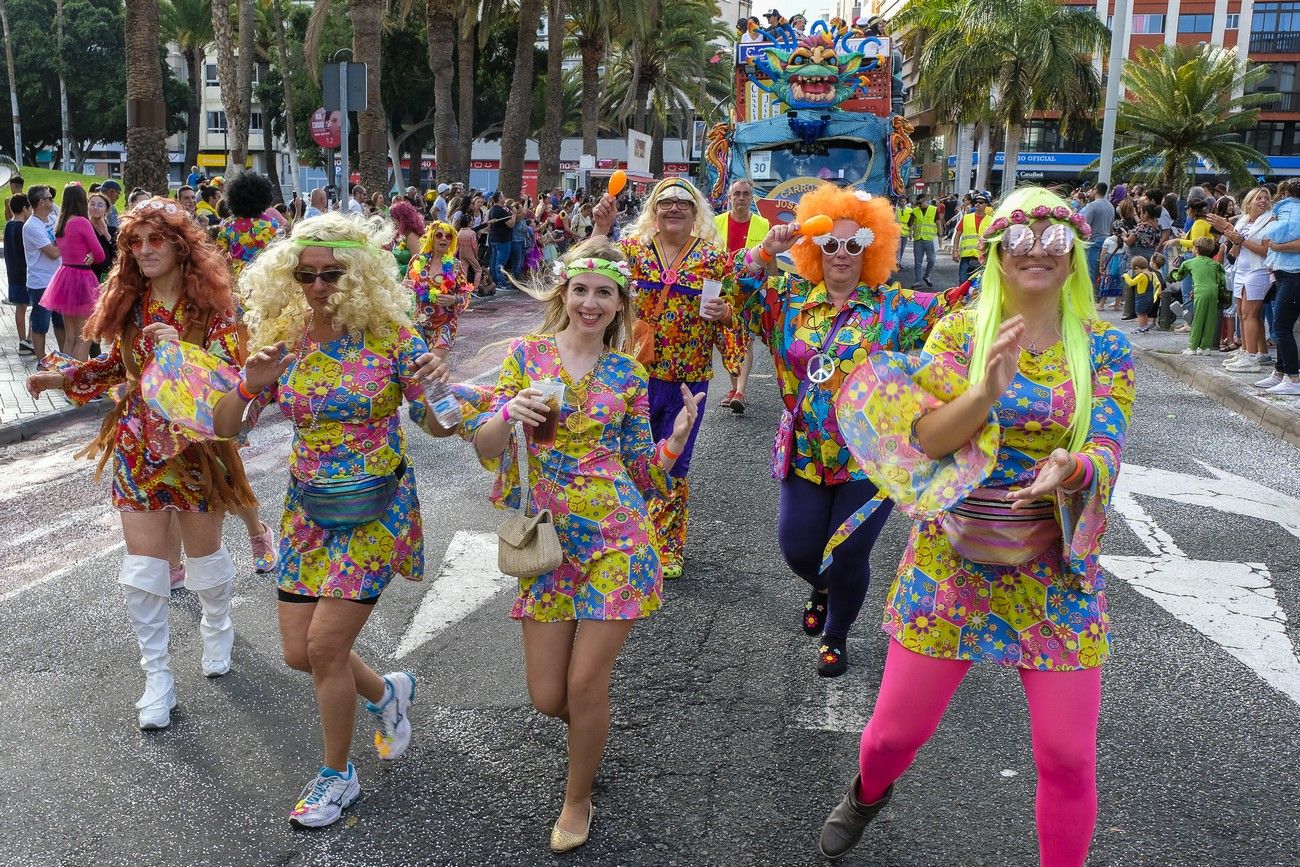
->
xmin=246 ymin=325 xmax=438 ymax=600
xmin=835 ymin=309 xmax=1135 ymax=670
xmin=215 ymin=217 xmax=281 ymax=278
xmin=463 ymin=334 xmax=673 ymax=621
xmin=52 ymin=295 xmax=244 ymax=512
xmin=405 ymin=252 xmax=472 ymax=351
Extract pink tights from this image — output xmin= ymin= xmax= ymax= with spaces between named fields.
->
xmin=857 ymin=639 xmax=1102 ymax=867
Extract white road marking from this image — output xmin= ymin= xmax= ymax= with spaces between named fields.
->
xmin=794 ymin=663 xmax=869 ymax=734
xmin=393 ymin=530 xmax=512 ymax=659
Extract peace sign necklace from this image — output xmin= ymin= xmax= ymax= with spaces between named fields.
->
xmin=805 ymin=304 xmax=858 ymax=385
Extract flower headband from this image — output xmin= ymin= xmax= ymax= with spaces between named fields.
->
xmin=553 ymin=257 xmax=632 ymax=288
xmin=982 ymin=204 xmax=1092 ymax=243
xmin=292 ymin=238 xmax=367 ymax=248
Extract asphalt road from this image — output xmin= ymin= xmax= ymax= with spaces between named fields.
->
xmin=2 ymin=251 xmax=1299 ymax=866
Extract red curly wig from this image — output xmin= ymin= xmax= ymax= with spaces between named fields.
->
xmin=84 ymin=197 xmax=235 ymax=342
xmin=788 ymin=184 xmax=901 ymax=288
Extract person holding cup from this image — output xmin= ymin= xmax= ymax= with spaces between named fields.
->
xmin=590 ymin=177 xmax=735 ymax=579
xmin=735 ymin=184 xmax=970 ymax=677
xmin=464 ymin=237 xmax=702 ymax=853
xmin=204 ymin=212 xmax=452 ymax=829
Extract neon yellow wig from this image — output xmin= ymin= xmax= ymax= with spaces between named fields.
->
xmin=968 ymin=186 xmax=1099 ymax=452
xmin=418 ymin=220 xmax=458 ymax=257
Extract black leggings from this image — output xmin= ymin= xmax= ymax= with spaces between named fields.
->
xmin=1275 ymin=270 xmax=1300 ymax=376
xmin=276 ymin=588 xmax=378 ymax=606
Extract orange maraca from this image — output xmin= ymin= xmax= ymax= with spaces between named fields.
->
xmin=608 ymin=170 xmax=627 ymax=197
xmin=799 ymin=214 xmax=834 ymax=238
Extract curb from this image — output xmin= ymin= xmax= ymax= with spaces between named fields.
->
xmin=0 ymin=399 xmax=109 ymax=446
xmin=1137 ymin=347 xmax=1300 ymax=450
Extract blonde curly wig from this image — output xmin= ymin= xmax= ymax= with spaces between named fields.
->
xmin=624 ymin=178 xmax=720 ymax=245
xmin=240 ymin=212 xmax=412 ymax=349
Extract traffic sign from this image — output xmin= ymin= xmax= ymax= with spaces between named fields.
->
xmin=322 ymin=62 xmax=368 ymax=112
xmin=310 ymin=108 xmax=341 ymax=149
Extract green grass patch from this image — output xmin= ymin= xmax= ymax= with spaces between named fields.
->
xmin=0 ymin=165 xmax=128 ymax=214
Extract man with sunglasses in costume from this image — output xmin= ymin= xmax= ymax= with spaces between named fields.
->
xmin=732 ymin=184 xmax=969 ymax=677
xmin=591 ymin=177 xmax=736 ymax=580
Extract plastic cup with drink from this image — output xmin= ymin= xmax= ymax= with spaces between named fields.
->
xmin=700 ymin=279 xmax=723 ymax=315
xmin=529 ymin=379 xmax=566 ymax=448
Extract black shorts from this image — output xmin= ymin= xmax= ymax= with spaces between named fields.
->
xmin=276 ymin=588 xmax=379 ymax=606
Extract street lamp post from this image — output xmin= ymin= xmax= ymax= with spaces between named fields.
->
xmin=1098 ymin=0 xmax=1131 ymax=185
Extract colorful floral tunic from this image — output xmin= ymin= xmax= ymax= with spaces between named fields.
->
xmin=620 ymin=236 xmax=735 ymax=383
xmin=836 ymin=309 xmax=1135 ymax=670
xmin=246 ymin=325 xmax=439 ymax=600
xmin=405 ymin=252 xmax=472 ymax=351
xmin=734 ymin=264 xmax=963 ymax=486
xmin=52 ymin=295 xmax=243 ymax=512
xmin=463 ymin=334 xmax=674 ymax=621
xmin=215 ymin=217 xmax=281 ymax=278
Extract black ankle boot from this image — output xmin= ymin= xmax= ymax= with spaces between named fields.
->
xmin=818 ymin=774 xmax=893 ymax=859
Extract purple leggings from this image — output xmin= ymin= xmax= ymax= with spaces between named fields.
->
xmin=859 ymin=640 xmax=1102 ymax=867
xmin=648 ymin=378 xmax=708 ymax=479
xmin=777 ymin=474 xmax=893 ymax=641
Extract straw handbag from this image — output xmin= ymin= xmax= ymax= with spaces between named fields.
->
xmin=497 ymin=422 xmax=563 ymax=578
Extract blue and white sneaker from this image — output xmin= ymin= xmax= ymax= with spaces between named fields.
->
xmin=367 ymin=671 xmax=415 ymax=761
xmin=289 ymin=763 xmax=361 ymax=828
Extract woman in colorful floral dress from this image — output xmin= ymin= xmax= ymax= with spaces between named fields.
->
xmin=590 ymin=177 xmax=735 ymax=578
xmin=465 ymin=237 xmax=702 ymax=853
xmin=25 ymin=198 xmax=257 ymax=731
xmin=209 ymin=212 xmax=450 ymax=828
xmin=406 ymin=220 xmax=473 ymax=356
xmin=734 ymin=184 xmax=967 ymax=677
xmin=818 ymin=187 xmax=1134 ymax=867
xmin=214 ymin=171 xmax=281 ymax=279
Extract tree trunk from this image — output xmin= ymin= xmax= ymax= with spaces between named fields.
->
xmin=952 ymin=123 xmax=973 ymax=195
xmin=212 ymin=0 xmax=240 ymax=174
xmin=272 ymin=0 xmax=300 ymax=192
xmin=973 ymin=122 xmax=991 ymax=192
xmin=579 ymin=41 xmax=602 ymax=159
xmin=649 ymin=116 xmax=664 ymax=177
xmin=454 ymin=15 xmax=475 ymax=183
xmin=427 ymin=0 xmax=460 ymax=186
xmin=1000 ymin=120 xmax=1021 ymax=198
xmin=498 ymin=0 xmax=544 ymax=199
xmin=263 ymin=121 xmax=282 ymax=195
xmin=124 ymin=0 xmax=169 ymax=194
xmin=536 ymin=0 xmax=565 ymax=192
xmin=351 ymin=0 xmax=388 ymax=194
xmin=0 ymin=0 xmax=24 ymax=163
xmin=56 ymin=0 xmax=72 ymax=170
xmin=184 ymin=47 xmax=202 ymax=171
xmin=230 ymin=0 xmax=255 ymax=174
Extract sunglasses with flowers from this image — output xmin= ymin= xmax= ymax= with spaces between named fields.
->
xmin=1000 ymin=223 xmax=1075 ymax=257
xmin=813 ymin=227 xmax=876 ymax=257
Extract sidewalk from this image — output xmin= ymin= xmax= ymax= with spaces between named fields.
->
xmin=1115 ymin=309 xmax=1300 ymax=449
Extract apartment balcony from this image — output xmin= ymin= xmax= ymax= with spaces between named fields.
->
xmin=1250 ymin=31 xmax=1300 ymax=54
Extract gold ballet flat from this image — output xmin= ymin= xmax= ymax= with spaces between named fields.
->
xmin=549 ymin=802 xmax=594 ymax=854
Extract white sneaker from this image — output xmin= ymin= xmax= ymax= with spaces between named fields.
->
xmin=1265 ymin=378 xmax=1300 ymax=396
xmin=1222 ymin=349 xmax=1244 ymax=366
xmin=1182 ymin=348 xmax=1198 ymax=355
xmin=368 ymin=671 xmax=416 ymax=760
xmin=137 ymin=680 xmax=177 ymax=730
xmin=1224 ymin=358 xmax=1262 ymax=373
xmin=1254 ymin=371 xmax=1283 ymax=389
xmin=289 ymin=764 xmax=361 ymax=828
xmin=1256 ymin=354 xmax=1274 ymax=365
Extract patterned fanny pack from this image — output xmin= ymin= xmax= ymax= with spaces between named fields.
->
xmin=296 ymin=459 xmax=406 ymax=529
xmin=941 ymin=487 xmax=1060 ymax=566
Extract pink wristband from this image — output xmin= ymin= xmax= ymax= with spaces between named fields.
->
xmin=501 ymin=404 xmax=511 ymax=423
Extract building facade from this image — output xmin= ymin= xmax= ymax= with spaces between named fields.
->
xmin=904 ymin=0 xmax=1300 ymax=191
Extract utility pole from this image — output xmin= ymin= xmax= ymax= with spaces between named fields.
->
xmin=1098 ymin=0 xmax=1131 ymax=185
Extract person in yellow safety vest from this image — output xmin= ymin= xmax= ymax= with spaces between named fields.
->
xmin=908 ymin=192 xmax=939 ymax=288
xmin=714 ymin=178 xmax=770 ymax=415
xmin=952 ymin=191 xmax=992 ymax=284
xmin=895 ymin=201 xmax=912 ymax=268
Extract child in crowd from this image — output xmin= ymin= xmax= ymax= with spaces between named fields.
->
xmin=1123 ymin=255 xmax=1154 ymax=333
xmin=1098 ymin=226 xmax=1125 ymax=310
xmin=1170 ymin=236 xmax=1226 ymax=355
xmin=1150 ymin=252 xmax=1171 ymax=330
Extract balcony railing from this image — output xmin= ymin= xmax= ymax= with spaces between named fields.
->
xmin=1250 ymin=31 xmax=1300 ymax=53
xmin=1252 ymin=91 xmax=1297 ymax=111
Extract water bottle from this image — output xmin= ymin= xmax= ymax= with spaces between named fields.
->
xmin=423 ymin=380 xmax=462 ymax=430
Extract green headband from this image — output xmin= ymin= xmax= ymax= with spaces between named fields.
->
xmin=292 ymin=238 xmax=368 ymax=248
xmin=554 ymin=257 xmax=632 ymax=288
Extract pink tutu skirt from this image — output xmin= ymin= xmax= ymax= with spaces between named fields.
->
xmin=42 ymin=266 xmax=101 ymax=318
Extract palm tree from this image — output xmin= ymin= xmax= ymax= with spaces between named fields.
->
xmin=535 ymin=0 xmax=565 ymax=192
xmin=565 ymin=0 xmax=643 ymax=159
xmin=161 ymin=0 xmax=213 ymax=173
xmin=497 ymin=0 xmax=544 ymax=199
xmin=269 ymin=0 xmax=300 ymax=189
xmin=1109 ymin=43 xmax=1277 ymax=192
xmin=0 ymin=0 xmax=23 ymax=162
xmin=124 ymin=0 xmax=170 ymax=193
xmin=56 ymin=0 xmax=72 ymax=170
xmin=426 ymin=0 xmax=461 ymax=184
xmin=895 ymin=0 xmax=1108 ymax=197
xmin=212 ymin=0 xmax=255 ymax=174
xmin=603 ymin=0 xmax=729 ymax=175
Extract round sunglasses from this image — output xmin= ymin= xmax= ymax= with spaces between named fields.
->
xmin=816 ymin=236 xmax=867 ymax=256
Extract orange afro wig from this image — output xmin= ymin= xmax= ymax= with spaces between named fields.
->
xmin=788 ymin=184 xmax=901 ymax=288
